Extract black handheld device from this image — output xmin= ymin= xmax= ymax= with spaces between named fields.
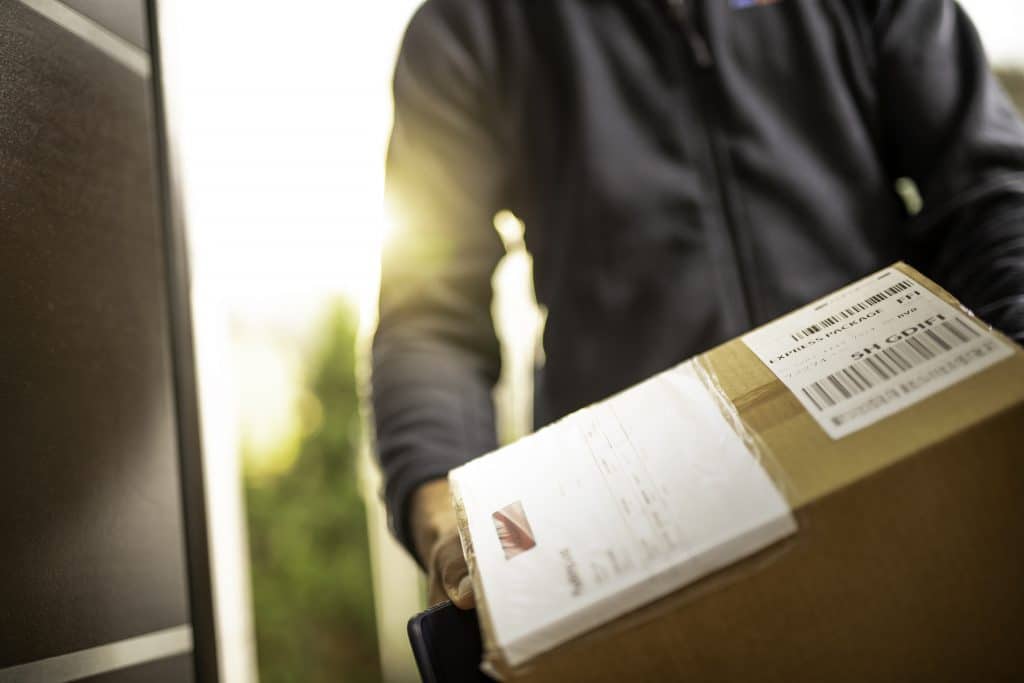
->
xmin=407 ymin=601 xmax=493 ymax=683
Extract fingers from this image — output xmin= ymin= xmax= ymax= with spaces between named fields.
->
xmin=427 ymin=569 xmax=449 ymax=607
xmin=411 ymin=479 xmax=475 ymax=609
xmin=410 ymin=479 xmax=454 ymax=567
xmin=428 ymin=528 xmax=475 ymax=609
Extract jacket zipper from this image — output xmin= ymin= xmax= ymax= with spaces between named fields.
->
xmin=665 ymin=0 xmax=713 ymax=67
xmin=665 ymin=0 xmax=759 ymax=329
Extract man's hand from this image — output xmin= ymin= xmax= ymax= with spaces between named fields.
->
xmin=410 ymin=479 xmax=475 ymax=609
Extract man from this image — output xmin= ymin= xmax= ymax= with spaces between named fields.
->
xmin=371 ymin=0 xmax=1024 ymax=608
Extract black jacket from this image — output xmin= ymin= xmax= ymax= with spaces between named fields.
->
xmin=372 ymin=0 xmax=1024 ymax=556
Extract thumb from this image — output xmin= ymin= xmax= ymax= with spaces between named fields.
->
xmin=449 ymin=574 xmax=476 ymax=610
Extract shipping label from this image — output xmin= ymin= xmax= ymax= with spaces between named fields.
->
xmin=742 ymin=267 xmax=1014 ymax=439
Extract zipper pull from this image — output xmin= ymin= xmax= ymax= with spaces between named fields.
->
xmin=665 ymin=0 xmax=714 ymax=68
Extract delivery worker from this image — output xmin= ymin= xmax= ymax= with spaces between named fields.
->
xmin=371 ymin=0 xmax=1024 ymax=607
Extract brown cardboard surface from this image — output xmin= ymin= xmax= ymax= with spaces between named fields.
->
xmin=704 ymin=262 xmax=1024 ymax=509
xmin=512 ymin=404 xmax=1024 ymax=682
xmin=704 ymin=335 xmax=1024 ymax=509
xmin=467 ymin=265 xmax=1024 ymax=680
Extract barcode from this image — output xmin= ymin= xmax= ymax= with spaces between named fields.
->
xmin=790 ymin=279 xmax=915 ymax=342
xmin=798 ymin=317 xmax=980 ymax=411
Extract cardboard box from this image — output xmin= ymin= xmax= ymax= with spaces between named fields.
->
xmin=450 ymin=263 xmax=1024 ymax=681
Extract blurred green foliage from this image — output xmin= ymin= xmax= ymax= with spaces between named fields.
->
xmin=244 ymin=306 xmax=380 ymax=683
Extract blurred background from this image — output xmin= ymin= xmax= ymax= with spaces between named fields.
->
xmin=157 ymin=3 xmax=1024 ymax=682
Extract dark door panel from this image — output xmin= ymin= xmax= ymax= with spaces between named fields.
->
xmin=0 ymin=0 xmax=192 ymax=676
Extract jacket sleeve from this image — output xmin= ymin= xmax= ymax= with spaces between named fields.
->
xmin=874 ymin=1 xmax=1024 ymax=341
xmin=371 ymin=1 xmax=507 ymax=557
